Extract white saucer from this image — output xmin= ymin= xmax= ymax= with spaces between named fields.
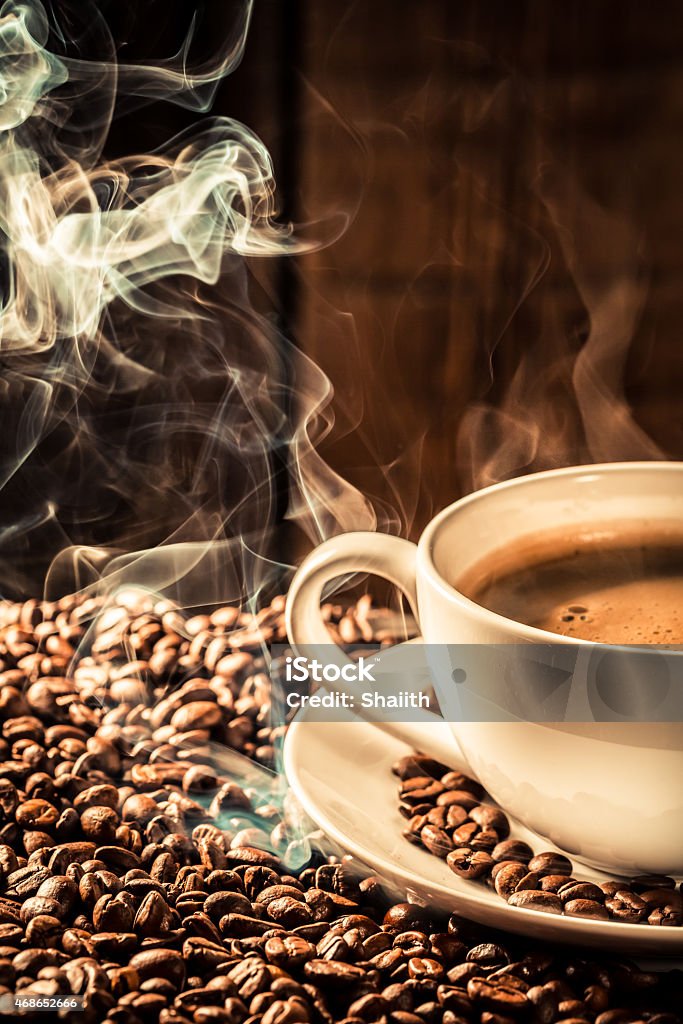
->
xmin=284 ymin=702 xmax=683 ymax=957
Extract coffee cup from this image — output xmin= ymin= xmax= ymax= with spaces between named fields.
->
xmin=285 ymin=462 xmax=683 ymax=876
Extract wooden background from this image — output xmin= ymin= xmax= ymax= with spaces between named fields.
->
xmin=227 ymin=0 xmax=683 ymax=540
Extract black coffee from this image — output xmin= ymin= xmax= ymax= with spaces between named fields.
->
xmin=457 ymin=523 xmax=683 ymax=644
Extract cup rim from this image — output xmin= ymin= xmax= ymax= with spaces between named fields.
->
xmin=419 ymin=460 xmax=683 ymax=650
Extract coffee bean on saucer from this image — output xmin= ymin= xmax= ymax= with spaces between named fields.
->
xmin=400 ymin=780 xmax=446 ymax=804
xmin=649 ymin=906 xmax=682 ymax=926
xmin=392 ymin=755 xmax=449 ymax=781
xmin=605 ymin=890 xmax=648 ymax=923
xmin=470 ymin=805 xmax=510 ymax=838
xmin=564 ymin=898 xmax=610 ymax=920
xmin=528 ymin=852 xmax=573 ymax=875
xmin=403 ymin=815 xmax=428 ymax=845
xmin=446 ymin=848 xmax=494 ymax=880
xmin=493 ymin=862 xmax=528 ymax=899
xmin=440 ymin=771 xmax=484 ymax=797
xmin=630 ymin=874 xmax=677 ymax=892
xmin=399 ymin=800 xmax=432 ymax=819
xmin=491 ymin=839 xmax=533 ymax=864
xmin=539 ymin=874 xmax=574 ymax=893
xmin=640 ymin=888 xmax=683 ymax=911
xmin=558 ymin=881 xmax=605 ymax=904
xmin=599 ymin=880 xmax=623 ymax=898
xmin=425 ymin=805 xmax=448 ymax=828
xmin=451 ymin=821 xmax=481 ymax=847
xmin=469 ymin=827 xmax=500 ymax=852
xmin=420 ymin=824 xmax=454 ymax=858
xmin=437 ymin=789 xmax=479 ymax=812
xmin=442 ymin=804 xmax=470 ymax=830
xmin=515 ymin=870 xmax=543 ymax=892
xmin=507 ymin=891 xmax=563 ymax=914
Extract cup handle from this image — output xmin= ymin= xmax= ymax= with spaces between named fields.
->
xmin=285 ymin=531 xmax=471 ymax=773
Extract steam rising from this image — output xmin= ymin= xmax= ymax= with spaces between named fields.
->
xmin=0 ymin=0 xmax=375 ymax=602
xmin=449 ymin=46 xmax=664 ymax=492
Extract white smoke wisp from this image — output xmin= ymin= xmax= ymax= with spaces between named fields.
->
xmin=0 ymin=0 xmax=377 ymax=604
xmin=0 ymin=1 xmax=291 ymax=351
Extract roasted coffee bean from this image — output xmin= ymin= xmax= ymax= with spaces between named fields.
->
xmin=470 ymin=804 xmax=510 ymax=838
xmin=557 ymin=881 xmax=605 ymax=904
xmin=266 ymin=896 xmax=314 ymax=927
xmin=205 ymin=891 xmax=253 ymax=920
xmin=407 ymin=957 xmax=445 ymax=980
xmin=564 ymin=898 xmax=609 ymax=920
xmin=74 ymin=784 xmax=120 ymax=811
xmin=393 ymin=756 xmax=446 ymax=781
xmin=16 ymin=799 xmax=59 ymax=831
xmin=494 ymin=862 xmax=529 ymax=899
xmin=25 ymin=913 xmax=63 ymax=947
xmin=539 ymin=873 xmax=574 ymax=893
xmin=134 ymin=890 xmax=170 ymax=935
xmin=467 ymin=976 xmax=527 ymax=1012
xmin=649 ymin=905 xmax=682 ymax=926
xmin=96 ymin=845 xmax=141 ymax=872
xmin=226 ymin=846 xmax=284 ymax=871
xmin=527 ymin=984 xmax=559 ymax=1023
xmin=400 ymin=781 xmax=446 ymax=806
xmin=130 ymin=949 xmax=186 ymax=987
xmin=640 ymin=887 xmax=683 ymax=910
xmin=90 ymin=930 xmax=138 ymax=957
xmin=80 ymin=805 xmax=120 ymax=842
xmin=265 ymin=935 xmax=316 ymax=968
xmin=420 ymin=824 xmax=454 ymax=858
xmin=528 ymin=852 xmax=573 ymax=875
xmin=49 ymin=841 xmax=96 ymax=872
xmin=466 ymin=944 xmax=510 ymax=969
xmin=446 ymin=847 xmax=494 ymax=880
xmin=631 ymin=874 xmax=677 ymax=891
xmin=507 ymin=891 xmax=563 ymax=914
xmin=20 ymin=895 xmax=64 ymax=922
xmin=491 ymin=839 xmax=532 ymax=864
xmin=93 ymin=892 xmax=136 ymax=931
xmin=605 ymin=890 xmax=648 ymax=923
xmin=383 ymin=903 xmax=432 ymax=933
xmin=36 ymin=874 xmax=78 ymax=910
xmin=7 ymin=864 xmax=51 ymax=895
xmin=304 ymin=959 xmax=367 ymax=986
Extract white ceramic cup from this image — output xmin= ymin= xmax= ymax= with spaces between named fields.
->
xmin=286 ymin=462 xmax=683 ymax=876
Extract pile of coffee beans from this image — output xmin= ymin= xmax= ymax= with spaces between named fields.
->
xmin=397 ymin=754 xmax=683 ymax=929
xmin=0 ymin=591 xmax=680 ymax=1024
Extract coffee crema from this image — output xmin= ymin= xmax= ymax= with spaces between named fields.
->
xmin=456 ymin=522 xmax=683 ymax=644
